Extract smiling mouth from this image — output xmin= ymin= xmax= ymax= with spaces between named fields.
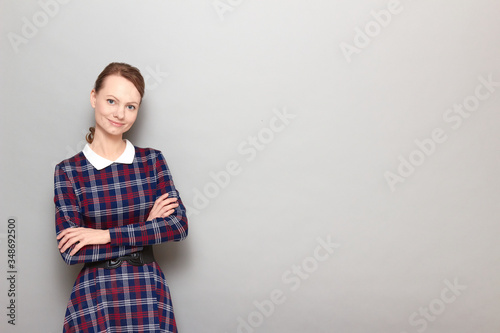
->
xmin=109 ymin=119 xmax=124 ymax=127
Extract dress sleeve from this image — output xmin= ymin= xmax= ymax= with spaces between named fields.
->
xmin=108 ymin=151 xmax=189 ymax=247
xmin=54 ymin=164 xmax=142 ymax=265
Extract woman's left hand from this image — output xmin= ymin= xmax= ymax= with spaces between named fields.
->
xmin=57 ymin=228 xmax=111 ymax=256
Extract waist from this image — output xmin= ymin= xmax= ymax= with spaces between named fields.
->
xmin=84 ymin=245 xmax=156 ymax=270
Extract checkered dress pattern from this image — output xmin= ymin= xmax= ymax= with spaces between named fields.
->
xmin=54 ymin=146 xmax=188 ymax=333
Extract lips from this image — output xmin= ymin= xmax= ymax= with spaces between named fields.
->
xmin=108 ymin=119 xmax=125 ymax=127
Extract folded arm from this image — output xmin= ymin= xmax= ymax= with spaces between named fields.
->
xmin=54 ymin=164 xmax=141 ymax=265
xmin=108 ymin=152 xmax=188 ymax=247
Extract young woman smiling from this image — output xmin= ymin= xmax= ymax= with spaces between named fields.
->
xmin=54 ymin=62 xmax=188 ymax=333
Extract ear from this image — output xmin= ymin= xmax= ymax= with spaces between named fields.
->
xmin=90 ymin=89 xmax=97 ymax=108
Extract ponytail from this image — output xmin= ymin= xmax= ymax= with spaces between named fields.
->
xmin=85 ymin=126 xmax=95 ymax=144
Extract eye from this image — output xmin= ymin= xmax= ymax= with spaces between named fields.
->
xmin=107 ymin=99 xmax=115 ymax=105
xmin=127 ymin=105 xmax=136 ymax=110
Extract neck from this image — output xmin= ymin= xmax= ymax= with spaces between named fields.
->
xmin=90 ymin=129 xmax=126 ymax=160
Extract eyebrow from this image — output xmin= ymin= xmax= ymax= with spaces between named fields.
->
xmin=106 ymin=95 xmax=140 ymax=106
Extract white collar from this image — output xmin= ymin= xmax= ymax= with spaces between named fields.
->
xmin=83 ymin=139 xmax=135 ymax=170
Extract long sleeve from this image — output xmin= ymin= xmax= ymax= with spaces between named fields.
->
xmin=108 ymin=152 xmax=188 ymax=247
xmin=54 ymin=163 xmax=141 ymax=265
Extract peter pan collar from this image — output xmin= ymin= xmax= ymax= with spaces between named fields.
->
xmin=82 ymin=139 xmax=135 ymax=170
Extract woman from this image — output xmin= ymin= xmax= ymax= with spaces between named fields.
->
xmin=54 ymin=62 xmax=188 ymax=333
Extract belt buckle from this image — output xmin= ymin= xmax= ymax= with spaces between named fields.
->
xmin=127 ymin=252 xmax=144 ymax=266
xmin=107 ymin=258 xmax=123 ymax=269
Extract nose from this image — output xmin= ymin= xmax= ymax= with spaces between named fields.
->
xmin=113 ymin=106 xmax=126 ymax=120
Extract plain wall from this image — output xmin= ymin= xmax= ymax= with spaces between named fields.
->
xmin=1 ymin=0 xmax=500 ymax=332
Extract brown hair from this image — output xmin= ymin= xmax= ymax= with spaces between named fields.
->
xmin=86 ymin=62 xmax=146 ymax=144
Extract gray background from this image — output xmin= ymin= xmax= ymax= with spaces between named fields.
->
xmin=1 ymin=0 xmax=500 ymax=332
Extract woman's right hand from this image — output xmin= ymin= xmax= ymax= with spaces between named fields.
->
xmin=147 ymin=193 xmax=179 ymax=221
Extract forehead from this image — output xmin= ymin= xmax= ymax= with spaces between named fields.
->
xmin=99 ymin=75 xmax=141 ymax=102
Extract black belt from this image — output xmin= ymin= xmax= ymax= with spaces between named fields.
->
xmin=84 ymin=246 xmax=156 ymax=269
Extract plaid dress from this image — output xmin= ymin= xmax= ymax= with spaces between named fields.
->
xmin=54 ymin=143 xmax=188 ymax=333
